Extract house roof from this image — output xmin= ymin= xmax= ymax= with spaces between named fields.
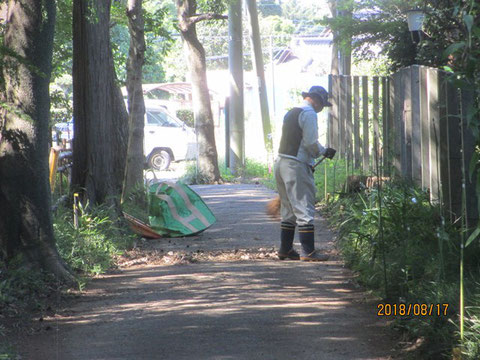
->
xmin=142 ymin=82 xmax=193 ymax=95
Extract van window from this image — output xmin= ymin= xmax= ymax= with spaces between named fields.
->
xmin=146 ymin=110 xmax=180 ymax=128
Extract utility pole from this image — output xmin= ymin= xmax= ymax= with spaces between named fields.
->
xmin=228 ymin=0 xmax=244 ymax=173
xmin=246 ymin=0 xmax=272 ymax=155
xmin=270 ymin=35 xmax=276 ymax=118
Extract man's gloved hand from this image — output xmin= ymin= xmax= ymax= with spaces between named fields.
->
xmin=324 ymin=147 xmax=336 ymax=159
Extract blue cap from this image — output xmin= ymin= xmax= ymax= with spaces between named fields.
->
xmin=301 ymin=86 xmax=332 ymax=107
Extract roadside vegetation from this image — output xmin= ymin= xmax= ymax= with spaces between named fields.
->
xmin=220 ymin=156 xmax=480 ymax=358
xmin=322 ymin=179 xmax=480 ymax=359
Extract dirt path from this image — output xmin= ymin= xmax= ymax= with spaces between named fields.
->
xmin=19 ymin=184 xmax=396 ymax=360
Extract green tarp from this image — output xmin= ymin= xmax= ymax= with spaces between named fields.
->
xmin=148 ymin=181 xmax=216 ymax=237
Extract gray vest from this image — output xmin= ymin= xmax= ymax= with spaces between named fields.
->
xmin=278 ymin=107 xmax=303 ymax=157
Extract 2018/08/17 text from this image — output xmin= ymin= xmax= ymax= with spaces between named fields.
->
xmin=377 ymin=303 xmax=449 ymax=317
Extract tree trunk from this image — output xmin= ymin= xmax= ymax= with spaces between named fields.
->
xmin=176 ymin=0 xmax=220 ymax=183
xmin=122 ymin=0 xmax=146 ymax=201
xmin=336 ymin=0 xmax=352 ymax=75
xmin=72 ymin=0 xmax=128 ymax=207
xmin=328 ymin=0 xmax=339 ymax=75
xmin=0 ymin=0 xmax=74 ymax=283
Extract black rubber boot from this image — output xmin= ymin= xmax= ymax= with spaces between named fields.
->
xmin=278 ymin=222 xmax=299 ymax=260
xmin=299 ymin=224 xmax=329 ymax=261
xmin=298 ymin=224 xmax=315 ymax=256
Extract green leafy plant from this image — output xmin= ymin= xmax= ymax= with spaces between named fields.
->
xmin=176 ymin=109 xmax=194 ymax=128
xmin=54 ymin=204 xmax=134 ymax=276
xmin=324 ymin=177 xmax=480 ymax=358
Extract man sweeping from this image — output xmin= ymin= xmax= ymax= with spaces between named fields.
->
xmin=275 ymin=86 xmax=336 ymax=261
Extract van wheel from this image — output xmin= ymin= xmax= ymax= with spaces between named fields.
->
xmin=149 ymin=149 xmax=171 ymax=171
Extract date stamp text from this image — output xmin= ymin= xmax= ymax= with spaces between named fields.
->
xmin=377 ymin=303 xmax=449 ymax=317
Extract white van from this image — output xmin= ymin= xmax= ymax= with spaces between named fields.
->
xmin=143 ymin=101 xmax=197 ymax=170
xmin=52 ymin=101 xmax=197 ymax=171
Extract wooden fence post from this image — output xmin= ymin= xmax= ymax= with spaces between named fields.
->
xmin=446 ymin=81 xmax=462 ymax=222
xmin=438 ymin=71 xmax=451 ymax=215
xmin=411 ymin=65 xmax=422 ymax=186
xmin=420 ymin=66 xmax=431 ymax=190
xmin=372 ymin=76 xmax=380 ymax=173
xmin=402 ymin=68 xmax=413 ymax=180
xmin=429 ymin=68 xmax=441 ymax=203
xmin=362 ymin=76 xmax=369 ymax=172
xmin=339 ymin=76 xmax=347 ymax=158
xmin=392 ymin=71 xmax=403 ymax=176
xmin=383 ymin=77 xmax=392 ymax=175
xmin=353 ymin=76 xmax=361 ymax=168
xmin=346 ymin=76 xmax=353 ymax=168
xmin=331 ymin=75 xmax=341 ymax=151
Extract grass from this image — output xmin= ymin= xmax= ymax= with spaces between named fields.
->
xmin=0 ymin=343 xmax=17 ymax=360
xmin=1 ymin=195 xmax=137 ymax=359
xmin=54 ymin=202 xmax=135 ymax=277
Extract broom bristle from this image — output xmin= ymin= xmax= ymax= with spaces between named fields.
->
xmin=266 ymin=196 xmax=281 ymax=218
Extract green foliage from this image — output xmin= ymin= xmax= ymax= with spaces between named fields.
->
xmin=180 ymin=158 xmax=275 ymax=185
xmin=441 ymin=2 xmax=480 ymax=357
xmin=313 ymin=158 xmax=363 ymax=202
xmin=50 ymin=87 xmax=73 ymax=124
xmin=111 ymin=24 xmax=130 ymax=82
xmin=323 ymin=178 xmax=480 ymax=358
xmin=54 ymin=204 xmax=134 ymax=276
xmin=197 ymin=0 xmax=227 ymax=16
xmin=258 ymin=0 xmax=282 ymax=17
xmin=323 ymin=0 xmax=420 ymax=73
xmin=243 ymin=158 xmax=273 ymax=178
xmin=53 ymin=0 xmax=173 ymax=86
xmin=326 ymin=182 xmax=460 ymax=297
xmin=0 ymin=260 xmax=57 ymax=313
xmin=0 ymin=343 xmax=17 ymax=360
xmin=462 ymin=297 xmax=480 ymax=359
xmin=219 ymin=164 xmax=236 ymax=183
xmin=176 ymin=109 xmax=194 ymax=127
xmin=322 ymin=0 xmax=475 ymax=74
xmin=52 ymin=0 xmax=73 ymax=81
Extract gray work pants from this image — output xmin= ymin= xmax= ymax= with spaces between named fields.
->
xmin=274 ymin=157 xmax=316 ymax=226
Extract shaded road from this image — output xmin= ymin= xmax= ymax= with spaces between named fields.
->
xmin=20 ymin=184 xmax=395 ymax=360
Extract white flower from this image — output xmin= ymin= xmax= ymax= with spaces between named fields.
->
xmin=411 ymin=197 xmax=417 ymax=204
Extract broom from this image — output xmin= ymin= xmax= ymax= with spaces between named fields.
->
xmin=266 ymin=156 xmax=327 ymax=218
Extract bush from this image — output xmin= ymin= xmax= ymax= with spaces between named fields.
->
xmin=323 ymin=180 xmax=480 ymax=358
xmin=176 ymin=109 xmax=194 ymax=128
xmin=54 ymin=204 xmax=134 ymax=276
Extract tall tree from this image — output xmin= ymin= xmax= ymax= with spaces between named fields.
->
xmin=72 ymin=0 xmax=128 ymax=207
xmin=176 ymin=0 xmax=225 ymax=183
xmin=122 ymin=0 xmax=146 ymax=200
xmin=0 ymin=0 xmax=74 ymax=282
xmin=328 ymin=0 xmax=339 ymax=75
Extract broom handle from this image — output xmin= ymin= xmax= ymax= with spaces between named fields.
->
xmin=312 ymin=155 xmax=327 ymax=169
